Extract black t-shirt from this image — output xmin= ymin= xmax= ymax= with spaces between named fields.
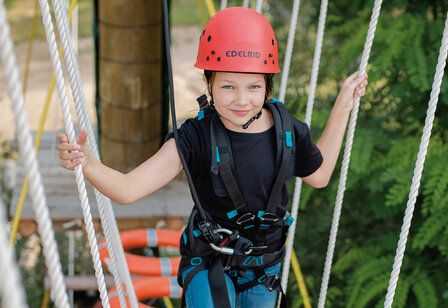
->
xmin=165 ymin=107 xmax=323 ymax=252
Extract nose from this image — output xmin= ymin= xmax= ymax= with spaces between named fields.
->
xmin=235 ymin=89 xmax=249 ymax=106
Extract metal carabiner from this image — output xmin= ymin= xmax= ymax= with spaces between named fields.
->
xmin=236 ymin=212 xmax=256 ymax=226
xmin=209 ymin=228 xmax=237 ymax=255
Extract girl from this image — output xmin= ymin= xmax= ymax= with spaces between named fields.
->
xmin=57 ymin=7 xmax=367 ymax=308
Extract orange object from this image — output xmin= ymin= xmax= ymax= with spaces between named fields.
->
xmin=107 ymin=277 xmax=182 ymax=308
xmin=195 ymin=7 xmax=280 ymax=73
xmin=99 ymin=228 xmax=182 ymax=276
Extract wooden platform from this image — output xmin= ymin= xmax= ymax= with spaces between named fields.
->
xmin=10 ymin=131 xmax=193 ymax=234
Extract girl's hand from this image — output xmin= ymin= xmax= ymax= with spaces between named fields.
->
xmin=334 ymin=72 xmax=368 ymax=112
xmin=57 ymin=129 xmax=89 ymax=171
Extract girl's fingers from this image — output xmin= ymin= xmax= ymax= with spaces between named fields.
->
xmin=61 ymin=159 xmax=81 ymax=170
xmin=57 ymin=143 xmax=80 ymax=152
xmin=56 ymin=133 xmax=68 ymax=143
xmin=58 ymin=151 xmax=84 ymax=160
xmin=77 ymin=130 xmax=88 ymax=146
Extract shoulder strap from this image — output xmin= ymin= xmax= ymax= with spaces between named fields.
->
xmin=264 ymin=101 xmax=295 ymax=215
xmin=210 ymin=115 xmax=249 ymax=215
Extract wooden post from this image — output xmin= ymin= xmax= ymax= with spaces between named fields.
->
xmin=98 ymin=0 xmax=163 ymax=172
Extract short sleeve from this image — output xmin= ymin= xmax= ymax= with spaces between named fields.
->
xmin=293 ymin=118 xmax=323 ymax=177
xmin=164 ymin=118 xmax=201 ymax=170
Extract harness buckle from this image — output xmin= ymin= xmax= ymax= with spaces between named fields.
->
xmin=247 ymin=245 xmax=269 ymax=252
xmin=236 ymin=213 xmax=256 ymax=226
xmin=265 ymin=275 xmax=281 ymax=292
xmin=198 ymin=220 xmax=224 ymax=244
xmin=258 ymin=212 xmax=279 ymax=230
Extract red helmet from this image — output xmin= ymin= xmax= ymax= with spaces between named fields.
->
xmin=195 ymin=7 xmax=280 ymax=74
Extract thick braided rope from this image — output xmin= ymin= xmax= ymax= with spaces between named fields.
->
xmin=0 ymin=200 xmax=28 ymax=308
xmin=281 ymin=0 xmax=329 ymax=294
xmin=220 ymin=0 xmax=227 ymax=10
xmin=0 ymin=1 xmax=69 ymax=307
xmin=384 ymin=12 xmax=448 ymax=308
xmin=51 ymin=1 xmax=127 ymax=306
xmin=278 ymin=0 xmax=301 ymax=102
xmin=37 ymin=0 xmax=110 ymax=306
xmin=50 ymin=0 xmax=138 ymax=306
xmin=255 ymin=0 xmax=263 ymax=13
xmin=242 ymin=0 xmax=250 ymax=8
xmin=317 ymin=1 xmax=383 ymax=307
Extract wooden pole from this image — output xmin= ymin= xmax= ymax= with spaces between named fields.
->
xmin=98 ymin=0 xmax=163 ymax=172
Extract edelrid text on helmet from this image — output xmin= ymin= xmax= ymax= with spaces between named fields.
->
xmin=195 ymin=7 xmax=281 ymax=74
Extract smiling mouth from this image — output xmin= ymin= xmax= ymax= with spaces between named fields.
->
xmin=231 ymin=110 xmax=249 ymax=116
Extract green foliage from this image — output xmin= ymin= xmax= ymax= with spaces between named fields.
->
xmin=270 ymin=0 xmax=448 ymax=307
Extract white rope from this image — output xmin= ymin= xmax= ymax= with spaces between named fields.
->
xmin=0 ymin=200 xmax=28 ymax=308
xmin=50 ymin=0 xmax=138 ymax=306
xmin=220 ymin=0 xmax=228 ymax=10
xmin=278 ymin=0 xmax=301 ymax=102
xmin=384 ymin=12 xmax=448 ymax=308
xmin=0 ymin=1 xmax=69 ymax=307
xmin=255 ymin=0 xmax=263 ymax=13
xmin=37 ymin=0 xmax=110 ymax=306
xmin=317 ymin=1 xmax=383 ymax=307
xmin=242 ymin=0 xmax=250 ymax=8
xmin=280 ymin=0 xmax=328 ymax=295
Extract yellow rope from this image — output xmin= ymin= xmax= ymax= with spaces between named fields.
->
xmin=291 ymin=250 xmax=311 ymax=308
xmin=40 ymin=289 xmax=50 ymax=308
xmin=197 ymin=0 xmax=208 ymax=25
xmin=10 ymin=0 xmax=78 ymax=245
xmin=204 ymin=0 xmax=216 ymax=17
xmin=162 ymin=296 xmax=174 ymax=308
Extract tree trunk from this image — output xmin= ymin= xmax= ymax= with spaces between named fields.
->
xmin=98 ymin=0 xmax=163 ymax=172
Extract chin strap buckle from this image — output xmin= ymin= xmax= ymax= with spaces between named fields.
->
xmin=242 ymin=109 xmax=263 ymax=129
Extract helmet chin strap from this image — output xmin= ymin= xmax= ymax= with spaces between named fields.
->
xmin=242 ymin=109 xmax=263 ymax=129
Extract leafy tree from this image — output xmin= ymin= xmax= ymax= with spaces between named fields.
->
xmin=268 ymin=0 xmax=448 ymax=306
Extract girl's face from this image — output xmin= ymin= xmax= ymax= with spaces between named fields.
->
xmin=211 ymin=72 xmax=266 ymax=129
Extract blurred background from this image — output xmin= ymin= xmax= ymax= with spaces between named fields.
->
xmin=0 ymin=0 xmax=447 ymax=307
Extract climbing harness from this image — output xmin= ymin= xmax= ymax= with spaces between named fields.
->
xmin=163 ymin=2 xmax=292 ymax=307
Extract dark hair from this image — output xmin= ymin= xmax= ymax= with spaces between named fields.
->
xmin=204 ymin=70 xmax=274 ymax=103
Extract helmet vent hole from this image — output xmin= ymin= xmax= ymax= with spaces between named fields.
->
xmin=206 ymin=56 xmax=210 ymax=61
xmin=271 ymin=39 xmax=275 ymax=45
xmin=269 ymin=53 xmax=273 ymax=57
xmin=264 ymin=60 xmax=267 ymax=64
xmin=211 ymin=50 xmax=215 ymax=55
xmin=202 ymin=30 xmax=205 ymax=36
xmin=272 ymin=60 xmax=275 ymax=64
xmin=217 ymin=57 xmax=221 ymax=62
xmin=208 ymin=35 xmax=212 ymax=42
